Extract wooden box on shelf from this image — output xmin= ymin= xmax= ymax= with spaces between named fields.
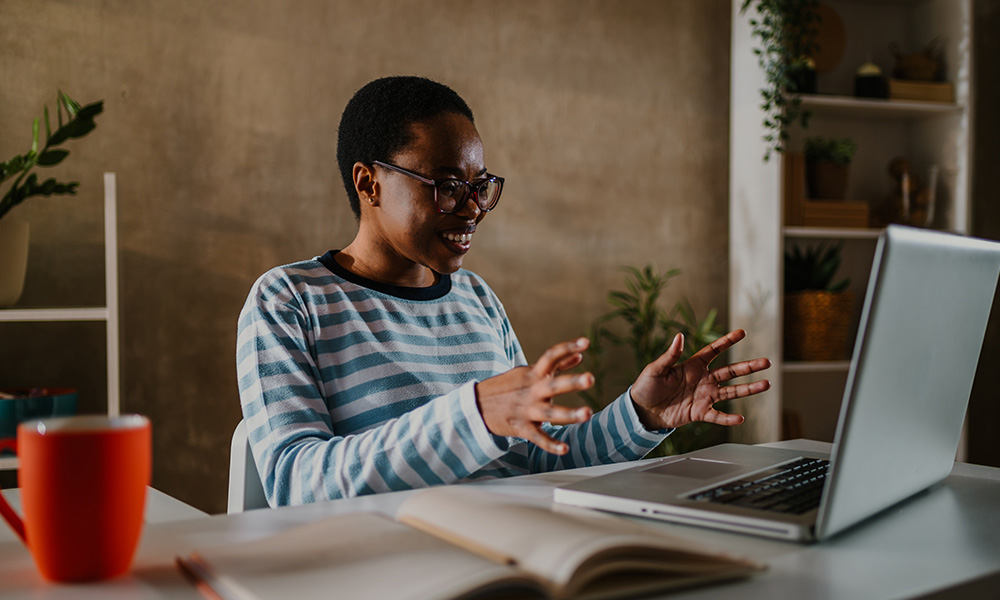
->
xmin=783 ymin=152 xmax=869 ymax=228
xmin=888 ymin=79 xmax=954 ymax=104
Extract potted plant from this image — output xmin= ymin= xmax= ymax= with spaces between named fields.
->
xmin=740 ymin=0 xmax=822 ymax=162
xmin=582 ymin=265 xmax=726 ymax=456
xmin=784 ymin=242 xmax=853 ymax=361
xmin=0 ymin=91 xmax=103 ymax=306
xmin=804 ymin=136 xmax=857 ymax=200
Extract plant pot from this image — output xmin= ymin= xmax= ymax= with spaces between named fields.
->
xmin=806 ymin=160 xmax=851 ymax=200
xmin=784 ymin=290 xmax=854 ymax=361
xmin=0 ymin=218 xmax=29 ymax=307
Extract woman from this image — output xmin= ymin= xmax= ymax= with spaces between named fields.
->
xmin=237 ymin=76 xmax=771 ymax=506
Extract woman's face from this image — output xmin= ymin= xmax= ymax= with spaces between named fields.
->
xmin=365 ymin=112 xmax=489 ymax=284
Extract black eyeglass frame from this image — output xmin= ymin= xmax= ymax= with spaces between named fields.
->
xmin=372 ymin=160 xmax=504 ymax=214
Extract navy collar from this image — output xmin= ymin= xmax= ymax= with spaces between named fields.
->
xmin=318 ymin=250 xmax=452 ymax=300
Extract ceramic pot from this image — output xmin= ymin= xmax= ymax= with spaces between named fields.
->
xmin=806 ymin=160 xmax=851 ymax=200
xmin=0 ymin=218 xmax=30 ymax=307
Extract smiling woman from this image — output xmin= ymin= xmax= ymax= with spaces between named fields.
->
xmin=235 ymin=76 xmax=771 ymax=507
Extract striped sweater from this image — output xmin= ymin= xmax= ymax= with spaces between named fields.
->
xmin=236 ymin=251 xmax=669 ymax=506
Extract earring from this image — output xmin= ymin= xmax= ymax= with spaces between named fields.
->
xmin=366 ymin=196 xmax=375 ymax=204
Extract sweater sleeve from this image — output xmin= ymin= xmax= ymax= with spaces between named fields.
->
xmin=236 ymin=272 xmax=510 ymax=506
xmin=481 ymin=294 xmax=672 ymax=476
xmin=476 ymin=389 xmax=673 ymax=478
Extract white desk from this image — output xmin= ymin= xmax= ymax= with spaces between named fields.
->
xmin=1 ymin=440 xmax=999 ymax=599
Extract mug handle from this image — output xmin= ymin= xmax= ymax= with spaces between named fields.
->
xmin=0 ymin=439 xmax=27 ymax=542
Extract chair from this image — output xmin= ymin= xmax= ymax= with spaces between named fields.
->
xmin=227 ymin=419 xmax=269 ymax=513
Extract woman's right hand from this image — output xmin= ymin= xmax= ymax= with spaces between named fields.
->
xmin=474 ymin=338 xmax=595 ymax=455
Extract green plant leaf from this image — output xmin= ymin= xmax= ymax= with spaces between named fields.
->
xmin=66 ymin=118 xmax=98 ymax=139
xmin=785 ymin=241 xmax=850 ymax=292
xmin=1 ymin=90 xmax=101 ymax=221
xmin=58 ymin=89 xmax=81 ymax=118
xmin=47 ymin=119 xmax=74 ymax=146
xmin=36 ymin=149 xmax=69 ymax=166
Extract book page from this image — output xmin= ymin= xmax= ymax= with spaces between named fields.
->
xmin=179 ymin=512 xmax=545 ymax=600
xmin=398 ymin=487 xmax=763 ymax=598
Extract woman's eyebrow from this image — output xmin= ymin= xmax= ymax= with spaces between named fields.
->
xmin=435 ymin=166 xmax=489 ymax=179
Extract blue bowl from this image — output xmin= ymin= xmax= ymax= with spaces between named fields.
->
xmin=0 ymin=388 xmax=79 ymax=449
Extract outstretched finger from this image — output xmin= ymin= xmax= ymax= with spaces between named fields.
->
xmin=691 ymin=329 xmax=747 ymax=367
xmin=534 ymin=338 xmax=590 ymax=377
xmin=701 ymin=408 xmax=746 ymax=427
xmin=553 ymin=351 xmax=585 ymax=374
xmin=711 ymin=357 xmax=772 ymax=383
xmin=715 ymin=379 xmax=772 ymax=402
xmin=525 ymin=402 xmax=592 ymax=425
xmin=534 ymin=371 xmax=595 ymax=401
xmin=521 ymin=424 xmax=570 ymax=455
xmin=646 ymin=333 xmax=685 ymax=374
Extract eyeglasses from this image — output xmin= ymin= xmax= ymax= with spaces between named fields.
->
xmin=373 ymin=160 xmax=504 ymax=214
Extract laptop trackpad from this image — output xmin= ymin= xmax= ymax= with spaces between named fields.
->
xmin=644 ymin=458 xmax=746 ymax=479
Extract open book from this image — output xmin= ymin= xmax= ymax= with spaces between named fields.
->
xmin=177 ymin=486 xmax=764 ymax=600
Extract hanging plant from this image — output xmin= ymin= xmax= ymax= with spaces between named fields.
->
xmin=740 ymin=0 xmax=821 ymax=162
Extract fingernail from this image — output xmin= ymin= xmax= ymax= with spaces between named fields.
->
xmin=575 ymin=338 xmax=588 ymax=349
xmin=576 ymin=408 xmax=591 ymax=419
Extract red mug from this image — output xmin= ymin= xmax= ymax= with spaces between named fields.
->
xmin=0 ymin=414 xmax=151 ymax=582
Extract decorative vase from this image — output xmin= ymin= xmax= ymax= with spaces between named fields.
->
xmin=806 ymin=160 xmax=851 ymax=200
xmin=0 ymin=218 xmax=30 ymax=307
xmin=784 ymin=290 xmax=854 ymax=361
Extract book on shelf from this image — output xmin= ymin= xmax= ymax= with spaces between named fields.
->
xmin=176 ymin=486 xmax=764 ymax=600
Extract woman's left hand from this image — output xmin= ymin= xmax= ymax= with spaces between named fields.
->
xmin=629 ymin=329 xmax=771 ymax=431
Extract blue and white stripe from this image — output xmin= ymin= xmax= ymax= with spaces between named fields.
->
xmin=237 ymin=251 xmax=668 ymax=506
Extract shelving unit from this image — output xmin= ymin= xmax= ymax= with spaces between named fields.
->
xmin=729 ymin=0 xmax=973 ymax=444
xmin=0 ymin=173 xmax=119 ymax=471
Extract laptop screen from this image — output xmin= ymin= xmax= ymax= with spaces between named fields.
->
xmin=816 ymin=226 xmax=1000 ymax=538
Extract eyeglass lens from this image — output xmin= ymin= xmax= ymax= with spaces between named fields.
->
xmin=436 ymin=178 xmax=502 ymax=214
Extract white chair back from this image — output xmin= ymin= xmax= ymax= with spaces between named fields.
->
xmin=227 ymin=420 xmax=269 ymax=513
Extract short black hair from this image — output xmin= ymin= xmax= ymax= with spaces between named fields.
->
xmin=336 ymin=76 xmax=475 ymax=218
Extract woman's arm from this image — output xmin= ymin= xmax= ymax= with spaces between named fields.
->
xmin=236 ymin=273 xmax=513 ymax=505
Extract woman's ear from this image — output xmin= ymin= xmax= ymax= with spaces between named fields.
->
xmin=353 ymin=162 xmax=379 ymax=205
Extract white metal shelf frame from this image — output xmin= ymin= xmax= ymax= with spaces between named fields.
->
xmin=0 ymin=173 xmax=119 ymax=471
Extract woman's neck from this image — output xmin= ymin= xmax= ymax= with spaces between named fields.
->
xmin=335 ymin=241 xmax=440 ymax=288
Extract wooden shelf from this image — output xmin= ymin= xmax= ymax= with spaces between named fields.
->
xmin=784 ymin=226 xmax=883 ymax=239
xmin=783 ymin=361 xmax=851 ymax=374
xmin=798 ymin=94 xmax=964 ymax=119
xmin=0 ymin=307 xmax=110 ymax=322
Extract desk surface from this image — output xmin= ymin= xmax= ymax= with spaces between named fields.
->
xmin=1 ymin=440 xmax=999 ymax=599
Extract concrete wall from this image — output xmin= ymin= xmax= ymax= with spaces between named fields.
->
xmin=0 ymin=0 xmax=732 ymax=513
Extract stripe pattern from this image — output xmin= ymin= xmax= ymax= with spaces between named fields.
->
xmin=237 ymin=252 xmax=668 ymax=505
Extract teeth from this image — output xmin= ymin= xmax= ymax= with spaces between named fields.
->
xmin=443 ymin=232 xmax=473 ymax=243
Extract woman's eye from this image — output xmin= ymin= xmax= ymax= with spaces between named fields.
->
xmin=438 ymin=180 xmax=463 ymax=197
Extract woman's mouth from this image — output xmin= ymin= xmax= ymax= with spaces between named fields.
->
xmin=440 ymin=230 xmax=474 ymax=253
xmin=442 ymin=232 xmax=473 ymax=244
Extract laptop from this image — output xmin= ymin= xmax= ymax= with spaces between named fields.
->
xmin=555 ymin=225 xmax=1000 ymax=542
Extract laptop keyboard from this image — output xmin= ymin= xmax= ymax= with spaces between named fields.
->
xmin=687 ymin=457 xmax=829 ymax=515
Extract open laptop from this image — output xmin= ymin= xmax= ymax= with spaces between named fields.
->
xmin=555 ymin=226 xmax=1000 ymax=542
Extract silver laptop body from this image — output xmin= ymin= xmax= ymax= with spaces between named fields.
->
xmin=555 ymin=226 xmax=1000 ymax=542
